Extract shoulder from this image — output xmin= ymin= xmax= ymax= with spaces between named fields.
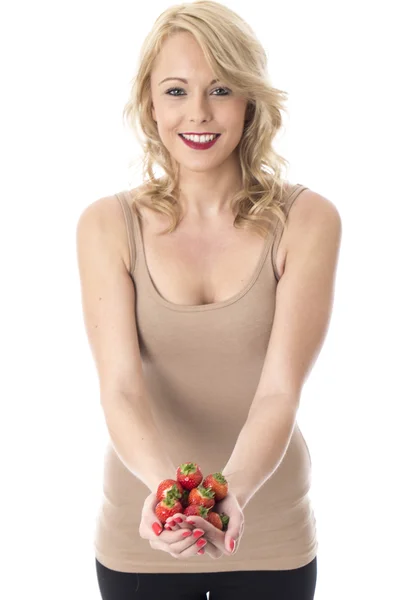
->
xmin=77 ymin=186 xmax=144 ymax=273
xmin=286 ymin=187 xmax=342 ymax=248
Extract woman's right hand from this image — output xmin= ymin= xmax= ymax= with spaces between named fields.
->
xmin=139 ymin=492 xmax=221 ymax=560
xmin=164 ymin=514 xmax=223 ymax=559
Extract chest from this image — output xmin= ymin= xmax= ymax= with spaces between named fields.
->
xmin=136 ymin=206 xmax=287 ymax=306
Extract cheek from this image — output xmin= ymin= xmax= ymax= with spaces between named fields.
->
xmin=217 ymin=105 xmax=246 ymax=128
xmin=158 ymin=121 xmax=179 ymax=140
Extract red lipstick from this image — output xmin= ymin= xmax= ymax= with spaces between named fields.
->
xmin=179 ymin=133 xmax=221 ymax=150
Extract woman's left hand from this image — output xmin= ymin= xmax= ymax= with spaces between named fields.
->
xmin=165 ymin=491 xmax=245 ymax=557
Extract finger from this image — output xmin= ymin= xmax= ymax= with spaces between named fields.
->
xmin=164 ymin=521 xmax=190 ymax=532
xmin=176 ymin=521 xmax=226 ymax=558
xmin=165 ymin=513 xmax=187 ymax=525
xmin=157 ymin=526 xmax=201 ymax=544
xmin=151 ymin=530 xmax=208 ymax=560
xmin=142 ymin=494 xmax=163 ymax=538
xmin=202 ymin=539 xmax=223 ymax=559
xmin=164 ymin=514 xmax=188 ymax=531
xmin=186 ymin=516 xmax=228 ymax=553
xmin=184 ymin=516 xmax=206 ymax=529
xmin=170 ymin=533 xmax=208 ymax=560
xmin=164 ymin=522 xmax=185 ymax=532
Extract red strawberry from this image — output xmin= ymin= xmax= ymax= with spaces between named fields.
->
xmin=207 ymin=511 xmax=230 ymax=531
xmin=156 ymin=479 xmax=184 ymax=502
xmin=183 ymin=504 xmax=210 ymax=519
xmin=188 ymin=484 xmax=215 ymax=509
xmin=202 ymin=472 xmax=228 ymax=501
xmin=155 ymin=490 xmax=183 ymax=524
xmin=176 ymin=462 xmax=203 ymax=490
xmin=206 ymin=511 xmax=223 ymax=530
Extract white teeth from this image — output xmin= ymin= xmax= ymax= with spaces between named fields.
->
xmin=181 ymin=133 xmax=218 ymax=143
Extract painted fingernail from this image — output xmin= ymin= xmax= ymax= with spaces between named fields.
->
xmin=230 ymin=538 xmax=236 ymax=552
xmin=186 ymin=520 xmax=195 ymax=525
xmin=168 ymin=521 xmax=176 ymax=527
xmin=198 ymin=548 xmax=205 ymax=555
xmin=174 ymin=517 xmax=183 ymax=523
xmin=182 ymin=530 xmax=192 ymax=538
xmin=196 ymin=538 xmax=207 ymax=548
xmin=164 ymin=525 xmax=172 ymax=530
xmin=193 ymin=530 xmax=204 ymax=539
xmin=152 ymin=523 xmax=163 ymax=536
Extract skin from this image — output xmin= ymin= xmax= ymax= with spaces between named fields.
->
xmin=145 ymin=31 xmax=249 ymax=557
xmin=143 ymin=490 xmax=243 ymax=559
xmin=139 ymin=29 xmax=342 ymax=563
xmin=150 ymin=30 xmax=249 ymax=224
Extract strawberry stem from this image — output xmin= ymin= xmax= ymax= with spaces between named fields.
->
xmin=180 ymin=462 xmax=197 ymax=475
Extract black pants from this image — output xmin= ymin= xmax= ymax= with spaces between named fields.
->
xmin=95 ymin=555 xmax=317 ymax=599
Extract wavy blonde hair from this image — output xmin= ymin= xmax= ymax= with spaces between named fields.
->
xmin=122 ymin=0 xmax=291 ymax=238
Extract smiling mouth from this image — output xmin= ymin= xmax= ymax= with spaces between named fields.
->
xmin=178 ymin=133 xmax=222 ymax=150
xmin=178 ymin=133 xmax=221 ymax=139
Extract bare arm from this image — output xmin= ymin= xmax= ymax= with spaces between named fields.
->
xmin=76 ymin=196 xmax=176 ymax=493
xmin=222 ymin=192 xmax=342 ymax=509
xmin=101 ymin=390 xmax=176 ymax=493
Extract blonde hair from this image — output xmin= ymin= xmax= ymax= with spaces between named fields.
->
xmin=122 ymin=0 xmax=291 ymax=238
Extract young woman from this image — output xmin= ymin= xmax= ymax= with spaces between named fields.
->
xmin=76 ymin=2 xmax=341 ymax=598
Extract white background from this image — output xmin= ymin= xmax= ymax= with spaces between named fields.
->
xmin=1 ymin=1 xmax=399 ymax=598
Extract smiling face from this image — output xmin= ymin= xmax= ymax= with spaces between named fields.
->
xmin=150 ymin=31 xmax=248 ymax=173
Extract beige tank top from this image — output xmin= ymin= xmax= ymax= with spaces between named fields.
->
xmin=94 ymin=182 xmax=318 ymax=573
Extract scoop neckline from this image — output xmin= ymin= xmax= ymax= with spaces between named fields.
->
xmin=131 ymin=204 xmax=277 ymax=312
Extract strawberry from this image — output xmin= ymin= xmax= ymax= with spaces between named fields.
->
xmin=156 ymin=479 xmax=184 ymax=502
xmin=176 ymin=462 xmax=203 ymax=490
xmin=202 ymin=472 xmax=228 ymax=501
xmin=155 ymin=490 xmax=183 ymax=524
xmin=183 ymin=503 xmax=210 ymax=519
xmin=188 ymin=484 xmax=215 ymax=509
xmin=206 ymin=511 xmax=223 ymax=530
xmin=207 ymin=511 xmax=230 ymax=531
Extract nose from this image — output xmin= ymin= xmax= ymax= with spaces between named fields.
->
xmin=187 ymin=92 xmax=212 ymax=124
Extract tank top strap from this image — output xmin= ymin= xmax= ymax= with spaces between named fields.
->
xmin=115 ymin=190 xmax=137 ymax=275
xmin=271 ymin=183 xmax=309 ymax=281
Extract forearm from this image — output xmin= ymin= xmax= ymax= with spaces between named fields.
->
xmin=221 ymin=394 xmax=299 ymax=510
xmin=101 ymin=391 xmax=176 ymax=494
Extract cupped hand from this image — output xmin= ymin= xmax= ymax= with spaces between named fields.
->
xmin=138 ymin=491 xmax=220 ymax=560
xmin=165 ymin=491 xmax=245 ymax=558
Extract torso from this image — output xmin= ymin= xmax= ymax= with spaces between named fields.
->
xmin=116 ymin=186 xmax=290 ymax=306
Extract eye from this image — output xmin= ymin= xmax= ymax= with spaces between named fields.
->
xmin=213 ymin=87 xmax=230 ymax=96
xmin=165 ymin=87 xmax=231 ymax=97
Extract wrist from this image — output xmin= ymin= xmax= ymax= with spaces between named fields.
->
xmin=221 ymin=470 xmax=248 ymax=510
xmin=231 ymin=489 xmax=248 ymax=511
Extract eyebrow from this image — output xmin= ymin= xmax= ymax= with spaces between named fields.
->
xmin=158 ymin=77 xmax=219 ymax=86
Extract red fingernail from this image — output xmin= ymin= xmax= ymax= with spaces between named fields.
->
xmin=152 ymin=523 xmax=163 ymax=536
xmin=174 ymin=517 xmax=183 ymax=523
xmin=193 ymin=530 xmax=204 ymax=539
xmin=198 ymin=548 xmax=205 ymax=555
xmin=182 ymin=530 xmax=192 ymax=538
xmin=186 ymin=520 xmax=195 ymax=525
xmin=230 ymin=538 xmax=235 ymax=552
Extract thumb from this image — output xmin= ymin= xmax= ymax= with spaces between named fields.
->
xmin=225 ymin=525 xmax=238 ymax=554
xmin=144 ymin=492 xmax=163 ymax=536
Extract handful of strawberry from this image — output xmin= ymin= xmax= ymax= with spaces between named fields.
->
xmin=155 ymin=462 xmax=230 ymax=532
